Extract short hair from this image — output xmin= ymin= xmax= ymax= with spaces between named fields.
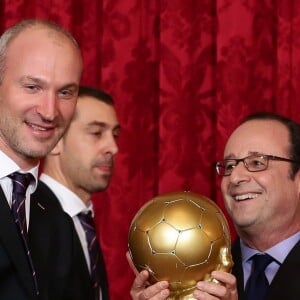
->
xmin=78 ymin=85 xmax=114 ymax=106
xmin=69 ymin=85 xmax=115 ymax=126
xmin=242 ymin=112 xmax=300 ymax=178
xmin=0 ymin=19 xmax=79 ymax=83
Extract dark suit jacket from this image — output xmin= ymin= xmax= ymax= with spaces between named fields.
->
xmin=232 ymin=238 xmax=300 ymax=300
xmin=0 ymin=185 xmax=87 ymax=300
xmin=32 ymin=181 xmax=109 ymax=300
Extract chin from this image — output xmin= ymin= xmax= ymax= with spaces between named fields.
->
xmin=90 ymin=180 xmax=108 ymax=192
xmin=26 ymin=147 xmax=54 ymax=159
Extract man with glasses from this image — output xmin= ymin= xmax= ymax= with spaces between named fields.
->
xmin=215 ymin=112 xmax=300 ymax=300
xmin=129 ymin=112 xmax=300 ymax=300
xmin=216 ymin=155 xmax=298 ymax=177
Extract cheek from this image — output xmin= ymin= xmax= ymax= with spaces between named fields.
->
xmin=1 ymin=93 xmax=26 ymax=114
xmin=220 ymin=180 xmax=232 ymax=207
xmin=255 ymin=174 xmax=296 ymax=208
xmin=0 ymin=82 xmax=26 ymax=107
xmin=255 ymin=173 xmax=282 ymax=192
xmin=58 ymin=101 xmax=77 ymax=121
xmin=68 ymin=137 xmax=91 ymax=158
xmin=220 ymin=179 xmax=228 ymax=195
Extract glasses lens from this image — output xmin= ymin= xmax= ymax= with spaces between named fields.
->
xmin=244 ymin=155 xmax=268 ymax=172
xmin=216 ymin=160 xmax=236 ymax=176
xmin=216 ymin=162 xmax=224 ymax=175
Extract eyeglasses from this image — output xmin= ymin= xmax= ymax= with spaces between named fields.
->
xmin=216 ymin=154 xmax=299 ymax=176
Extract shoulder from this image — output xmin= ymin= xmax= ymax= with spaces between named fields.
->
xmin=30 ymin=180 xmax=73 ymax=231
xmin=283 ymin=239 xmax=300 ymax=262
xmin=231 ymin=238 xmax=241 ymax=256
xmin=31 ymin=180 xmax=63 ymax=211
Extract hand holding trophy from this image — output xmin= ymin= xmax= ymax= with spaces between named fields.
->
xmin=128 ymin=191 xmax=233 ymax=299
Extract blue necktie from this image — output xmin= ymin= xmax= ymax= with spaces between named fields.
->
xmin=78 ymin=211 xmax=101 ymax=300
xmin=245 ymin=254 xmax=273 ymax=300
xmin=9 ymin=172 xmax=39 ymax=295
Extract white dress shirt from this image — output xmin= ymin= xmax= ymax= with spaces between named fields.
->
xmin=40 ymin=173 xmax=94 ymax=270
xmin=40 ymin=174 xmax=103 ymax=300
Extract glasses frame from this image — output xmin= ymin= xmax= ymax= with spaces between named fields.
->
xmin=216 ymin=154 xmax=299 ymax=176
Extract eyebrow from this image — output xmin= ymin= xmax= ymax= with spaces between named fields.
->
xmin=223 ymin=151 xmax=261 ymax=160
xmin=19 ymin=76 xmax=44 ymax=84
xmin=20 ymin=76 xmax=79 ymax=90
xmin=86 ymin=121 xmax=121 ymax=131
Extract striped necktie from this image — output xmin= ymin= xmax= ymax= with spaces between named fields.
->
xmin=78 ymin=211 xmax=101 ymax=300
xmin=9 ymin=172 xmax=39 ymax=295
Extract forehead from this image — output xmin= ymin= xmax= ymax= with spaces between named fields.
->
xmin=74 ymin=96 xmax=118 ymax=126
xmin=7 ymin=26 xmax=76 ymax=54
xmin=9 ymin=25 xmax=74 ymax=45
xmin=224 ymin=119 xmax=290 ymax=157
xmin=4 ymin=26 xmax=82 ymax=83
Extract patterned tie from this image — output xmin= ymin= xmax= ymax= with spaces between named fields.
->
xmin=9 ymin=172 xmax=39 ymax=295
xmin=78 ymin=211 xmax=101 ymax=300
xmin=245 ymin=254 xmax=273 ymax=300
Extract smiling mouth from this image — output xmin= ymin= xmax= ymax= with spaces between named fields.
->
xmin=234 ymin=193 xmax=259 ymax=201
xmin=26 ymin=121 xmax=54 ymax=131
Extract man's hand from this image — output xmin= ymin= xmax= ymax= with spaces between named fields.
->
xmin=193 ymin=271 xmax=238 ymax=300
xmin=126 ymin=252 xmax=170 ymax=300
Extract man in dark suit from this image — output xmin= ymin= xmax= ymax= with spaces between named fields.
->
xmin=215 ymin=112 xmax=300 ymax=300
xmin=30 ymin=182 xmax=92 ymax=300
xmin=129 ymin=112 xmax=300 ymax=300
xmin=34 ymin=86 xmax=121 ymax=300
xmin=0 ymin=19 xmax=83 ymax=299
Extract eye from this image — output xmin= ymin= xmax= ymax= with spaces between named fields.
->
xmin=224 ymin=160 xmax=236 ymax=171
xmin=247 ymin=157 xmax=266 ymax=169
xmin=113 ymin=130 xmax=119 ymax=140
xmin=59 ymin=88 xmax=76 ymax=99
xmin=90 ymin=131 xmax=102 ymax=137
xmin=24 ymin=84 xmax=40 ymax=93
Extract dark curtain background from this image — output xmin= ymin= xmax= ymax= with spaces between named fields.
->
xmin=1 ymin=0 xmax=300 ymax=299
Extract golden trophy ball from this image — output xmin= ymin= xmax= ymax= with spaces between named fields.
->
xmin=128 ymin=191 xmax=233 ymax=300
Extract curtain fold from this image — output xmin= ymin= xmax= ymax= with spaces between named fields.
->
xmin=1 ymin=1 xmax=300 ymax=299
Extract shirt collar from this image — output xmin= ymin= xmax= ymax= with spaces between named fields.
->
xmin=240 ymin=231 xmax=300 ymax=264
xmin=0 ymin=150 xmax=39 ymax=191
xmin=40 ymin=173 xmax=93 ymax=217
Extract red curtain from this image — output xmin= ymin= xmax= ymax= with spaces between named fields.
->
xmin=2 ymin=0 xmax=300 ymax=299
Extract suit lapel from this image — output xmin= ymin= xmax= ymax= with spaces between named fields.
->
xmin=29 ymin=192 xmax=52 ymax=298
xmin=232 ymin=238 xmax=300 ymax=300
xmin=33 ymin=181 xmax=110 ymax=299
xmin=0 ymin=188 xmax=35 ymax=297
xmin=267 ymin=239 xmax=300 ymax=300
xmin=98 ymin=238 xmax=109 ymax=299
xmin=231 ymin=239 xmax=246 ymax=300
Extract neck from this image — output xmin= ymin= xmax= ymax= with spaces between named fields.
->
xmin=237 ymin=227 xmax=300 ymax=251
xmin=42 ymin=169 xmax=91 ymax=205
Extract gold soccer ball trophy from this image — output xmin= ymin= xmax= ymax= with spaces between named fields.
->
xmin=128 ymin=191 xmax=233 ymax=299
